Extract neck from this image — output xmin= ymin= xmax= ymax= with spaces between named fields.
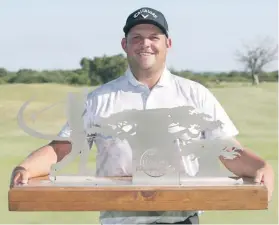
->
xmin=130 ymin=66 xmax=165 ymax=89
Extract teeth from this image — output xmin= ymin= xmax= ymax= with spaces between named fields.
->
xmin=139 ymin=53 xmax=152 ymax=56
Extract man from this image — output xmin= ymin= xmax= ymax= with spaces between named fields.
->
xmin=11 ymin=7 xmax=274 ymax=225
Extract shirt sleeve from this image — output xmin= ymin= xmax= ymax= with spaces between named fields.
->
xmin=57 ymin=92 xmax=97 ymax=149
xmin=196 ymin=84 xmax=239 ymax=139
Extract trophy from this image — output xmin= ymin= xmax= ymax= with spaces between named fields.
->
xmin=8 ymin=90 xmax=268 ymax=211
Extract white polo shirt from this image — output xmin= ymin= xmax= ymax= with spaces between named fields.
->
xmin=58 ymin=67 xmax=239 ymax=224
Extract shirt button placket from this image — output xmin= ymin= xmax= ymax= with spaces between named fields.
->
xmin=141 ymin=86 xmax=150 ymax=110
xmin=145 ymin=87 xmax=156 ymax=110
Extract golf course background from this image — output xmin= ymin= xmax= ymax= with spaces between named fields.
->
xmin=0 ymin=82 xmax=277 ymax=224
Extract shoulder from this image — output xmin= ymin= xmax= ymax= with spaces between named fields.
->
xmin=170 ymin=72 xmax=213 ymax=106
xmin=86 ymin=75 xmax=127 ymax=101
xmin=172 ymin=74 xmax=207 ymax=90
xmin=169 ymin=71 xmax=239 ymax=137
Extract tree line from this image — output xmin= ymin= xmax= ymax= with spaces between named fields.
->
xmin=0 ymin=53 xmax=277 ymax=88
xmin=0 ymin=36 xmax=277 ymax=87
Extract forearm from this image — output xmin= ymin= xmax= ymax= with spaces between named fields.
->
xmin=220 ymin=148 xmax=268 ymax=178
xmin=17 ymin=141 xmax=71 ymax=178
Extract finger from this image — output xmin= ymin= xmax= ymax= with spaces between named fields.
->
xmin=21 ymin=171 xmax=29 ymax=184
xmin=254 ymin=171 xmax=263 ymax=183
xmin=264 ymin=178 xmax=273 ymax=202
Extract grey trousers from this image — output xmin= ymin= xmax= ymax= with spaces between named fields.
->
xmin=154 ymin=214 xmax=199 ymax=224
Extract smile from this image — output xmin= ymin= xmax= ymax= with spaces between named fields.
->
xmin=138 ymin=52 xmax=154 ymax=56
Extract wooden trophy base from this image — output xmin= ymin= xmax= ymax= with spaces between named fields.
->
xmin=8 ymin=175 xmax=268 ymax=211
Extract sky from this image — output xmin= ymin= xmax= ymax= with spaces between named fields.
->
xmin=0 ymin=0 xmax=278 ymax=72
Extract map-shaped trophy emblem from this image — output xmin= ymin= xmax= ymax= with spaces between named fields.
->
xmin=140 ymin=148 xmax=175 ymax=177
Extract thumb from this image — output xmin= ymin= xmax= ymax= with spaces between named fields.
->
xmin=10 ymin=173 xmax=20 ymax=188
xmin=21 ymin=171 xmax=29 ymax=184
xmin=254 ymin=170 xmax=264 ymax=183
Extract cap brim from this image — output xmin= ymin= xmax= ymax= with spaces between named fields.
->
xmin=123 ymin=20 xmax=168 ymax=37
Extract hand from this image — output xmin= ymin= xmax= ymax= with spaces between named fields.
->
xmin=10 ymin=166 xmax=30 ymax=188
xmin=254 ymin=164 xmax=274 ymax=202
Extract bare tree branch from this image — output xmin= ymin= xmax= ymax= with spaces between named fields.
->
xmin=235 ymin=37 xmax=278 ymax=84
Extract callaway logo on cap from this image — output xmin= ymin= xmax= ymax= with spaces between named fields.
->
xmin=123 ymin=7 xmax=169 ymax=37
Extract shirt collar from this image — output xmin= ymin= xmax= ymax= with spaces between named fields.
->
xmin=125 ymin=66 xmax=172 ymax=88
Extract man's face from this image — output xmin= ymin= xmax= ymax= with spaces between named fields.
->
xmin=121 ymin=24 xmax=172 ymax=71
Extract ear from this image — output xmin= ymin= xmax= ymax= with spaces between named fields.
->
xmin=166 ymin=37 xmax=172 ymax=49
xmin=121 ymin=38 xmax=127 ymax=53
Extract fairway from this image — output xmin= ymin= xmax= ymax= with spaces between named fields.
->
xmin=0 ymin=82 xmax=277 ymax=224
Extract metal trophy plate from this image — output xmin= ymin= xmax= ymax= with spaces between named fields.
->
xmin=17 ymin=89 xmax=244 ymax=185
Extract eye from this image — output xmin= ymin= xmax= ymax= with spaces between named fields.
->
xmin=130 ymin=36 xmax=142 ymax=43
xmin=133 ymin=36 xmax=140 ymax=40
xmin=150 ymin=36 xmax=160 ymax=41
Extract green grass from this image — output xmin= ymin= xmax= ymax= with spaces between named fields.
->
xmin=0 ymin=82 xmax=277 ymax=224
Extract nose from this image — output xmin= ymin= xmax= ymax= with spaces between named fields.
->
xmin=140 ymin=37 xmax=152 ymax=47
